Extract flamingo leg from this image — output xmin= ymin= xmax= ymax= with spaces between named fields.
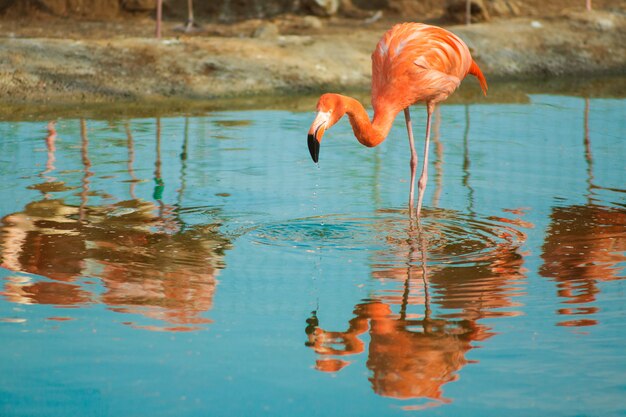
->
xmin=155 ymin=0 xmax=163 ymax=39
xmin=416 ymin=102 xmax=434 ymax=217
xmin=404 ymin=107 xmax=418 ymax=214
xmin=186 ymin=0 xmax=195 ymax=31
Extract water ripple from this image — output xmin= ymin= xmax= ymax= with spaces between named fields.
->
xmin=243 ymin=208 xmax=527 ymax=266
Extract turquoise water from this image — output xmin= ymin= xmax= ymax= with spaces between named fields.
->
xmin=0 ymin=86 xmax=624 ymax=416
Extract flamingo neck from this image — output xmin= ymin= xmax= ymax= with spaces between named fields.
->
xmin=341 ymin=96 xmax=397 ymax=148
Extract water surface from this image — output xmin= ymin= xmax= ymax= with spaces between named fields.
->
xmin=0 ymin=80 xmax=625 ymax=416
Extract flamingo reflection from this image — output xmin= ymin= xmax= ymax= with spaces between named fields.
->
xmin=540 ymin=98 xmax=626 ymax=327
xmin=306 ymin=210 xmax=529 ymax=407
xmin=43 ymin=121 xmax=57 ymax=179
xmin=0 ymin=119 xmax=231 ymax=331
xmin=540 ymin=205 xmax=625 ymax=327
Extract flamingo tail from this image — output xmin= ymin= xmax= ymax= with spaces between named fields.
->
xmin=468 ymin=60 xmax=488 ymax=96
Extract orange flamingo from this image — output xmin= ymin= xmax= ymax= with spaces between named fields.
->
xmin=307 ymin=23 xmax=487 ymax=217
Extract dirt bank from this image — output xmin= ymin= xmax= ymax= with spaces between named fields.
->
xmin=0 ymin=9 xmax=625 ymax=104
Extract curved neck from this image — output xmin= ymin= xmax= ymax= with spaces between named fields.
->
xmin=340 ymin=96 xmax=397 ymax=148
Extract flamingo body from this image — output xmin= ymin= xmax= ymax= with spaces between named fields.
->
xmin=372 ymin=23 xmax=486 ymax=113
xmin=307 ymin=23 xmax=487 ymax=217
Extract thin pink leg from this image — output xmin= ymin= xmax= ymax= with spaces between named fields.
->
xmin=404 ymin=108 xmax=418 ymax=215
xmin=586 ymin=0 xmax=592 ymax=11
xmin=156 ymin=0 xmax=163 ymax=39
xmin=186 ymin=0 xmax=195 ymax=31
xmin=416 ymin=102 xmax=434 ymax=217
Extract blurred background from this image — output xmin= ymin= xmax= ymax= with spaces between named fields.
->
xmin=1 ymin=0 xmax=624 ymax=22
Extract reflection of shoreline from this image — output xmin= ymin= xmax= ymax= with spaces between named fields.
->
xmin=306 ymin=208 xmax=530 ymax=406
xmin=0 ymin=119 xmax=232 ymax=332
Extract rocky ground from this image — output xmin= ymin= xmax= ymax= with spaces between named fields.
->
xmin=0 ymin=7 xmax=624 ymax=107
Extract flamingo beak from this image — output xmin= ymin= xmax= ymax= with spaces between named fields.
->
xmin=307 ymin=111 xmax=329 ymax=163
xmin=307 ymin=133 xmax=320 ymax=163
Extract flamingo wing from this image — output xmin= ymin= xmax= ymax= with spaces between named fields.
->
xmin=371 ymin=23 xmax=476 ymax=113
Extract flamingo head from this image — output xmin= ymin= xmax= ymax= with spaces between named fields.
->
xmin=307 ymin=93 xmax=347 ymax=163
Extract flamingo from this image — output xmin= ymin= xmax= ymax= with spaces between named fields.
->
xmin=307 ymin=23 xmax=487 ymax=217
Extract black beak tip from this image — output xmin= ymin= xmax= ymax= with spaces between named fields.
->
xmin=307 ymin=134 xmax=319 ymax=163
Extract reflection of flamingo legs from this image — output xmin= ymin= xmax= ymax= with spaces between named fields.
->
xmin=432 ymin=107 xmax=443 ymax=208
xmin=372 ymin=147 xmax=383 ymax=208
xmin=44 ymin=121 xmax=57 ymax=178
xmin=462 ymin=105 xmax=475 ymax=214
xmin=400 ymin=222 xmax=430 ymax=323
xmin=399 ymin=228 xmax=417 ymax=321
xmin=175 ymin=117 xmax=191 ymax=222
xmin=79 ymin=119 xmax=92 ymax=223
xmin=38 ymin=121 xmax=59 ymax=200
xmin=417 ymin=227 xmax=432 ymax=326
xmin=583 ymin=98 xmax=594 ymax=202
xmin=154 ymin=118 xmax=165 ymax=218
xmin=179 ymin=118 xmax=190 ymax=197
xmin=125 ymin=121 xmax=138 ymax=200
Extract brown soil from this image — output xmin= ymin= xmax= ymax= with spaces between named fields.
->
xmin=0 ymin=2 xmax=624 ymax=105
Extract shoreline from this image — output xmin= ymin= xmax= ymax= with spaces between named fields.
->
xmin=0 ymin=10 xmax=624 ymax=112
xmin=1 ymin=75 xmax=624 ymax=121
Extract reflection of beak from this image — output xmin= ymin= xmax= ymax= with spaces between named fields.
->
xmin=307 ymin=111 xmax=329 ymax=163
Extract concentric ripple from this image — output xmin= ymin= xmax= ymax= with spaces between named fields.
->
xmin=244 ymin=207 xmax=527 ymax=266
